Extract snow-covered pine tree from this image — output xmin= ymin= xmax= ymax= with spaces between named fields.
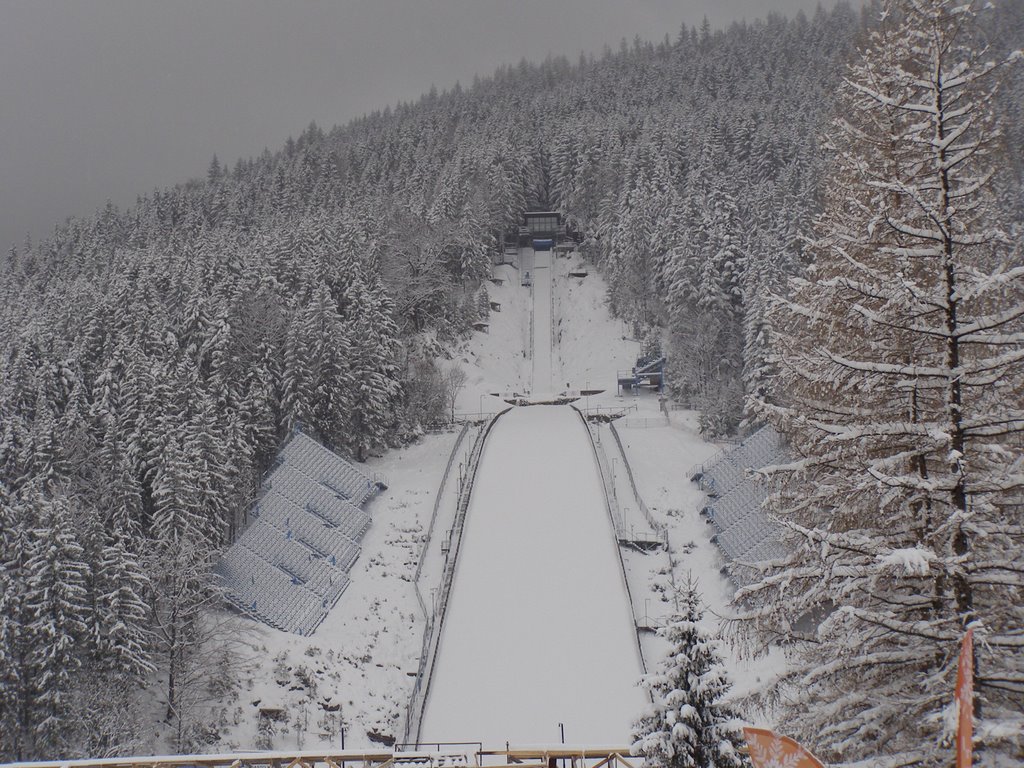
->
xmin=0 ymin=564 xmax=24 ymax=760
xmin=67 ymin=519 xmax=156 ymax=758
xmin=148 ymin=427 xmax=215 ymax=745
xmin=739 ymin=1 xmax=1024 ymax=761
xmin=23 ymin=492 xmax=91 ymax=755
xmin=0 ymin=488 xmax=33 ymax=761
xmin=632 ymin=576 xmax=747 ymax=768
xmin=95 ymin=524 xmax=154 ymax=678
xmin=302 ymin=278 xmax=354 ymax=447
xmin=342 ymin=272 xmax=401 ymax=461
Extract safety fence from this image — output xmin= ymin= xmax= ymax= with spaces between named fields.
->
xmin=608 ymin=423 xmax=664 ymax=538
xmin=402 ymin=409 xmax=511 ymax=747
xmin=573 ymin=407 xmax=649 ymax=676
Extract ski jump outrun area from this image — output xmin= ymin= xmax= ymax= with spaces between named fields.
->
xmin=421 ymin=248 xmax=646 ymax=746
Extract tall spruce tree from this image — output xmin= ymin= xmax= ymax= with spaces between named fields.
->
xmin=632 ymin=576 xmax=747 ymax=768
xmin=739 ymin=1 xmax=1024 ymax=762
xmin=24 ymin=493 xmax=91 ymax=755
xmin=343 ymin=272 xmax=401 ymax=461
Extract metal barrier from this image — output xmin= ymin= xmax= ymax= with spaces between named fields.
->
xmin=603 ymin=422 xmax=674 ymax=609
xmin=572 ymin=406 xmax=649 ymax=676
xmin=0 ymin=747 xmax=637 ymax=768
xmin=402 ymin=408 xmax=512 ymax=747
xmin=451 ymin=411 xmax=497 ymax=425
xmin=576 ymin=404 xmax=637 ymax=422
xmin=412 ymin=424 xmax=472 ymax=621
xmin=608 ymin=422 xmax=666 ymax=543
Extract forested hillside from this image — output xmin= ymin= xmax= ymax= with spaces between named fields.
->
xmin=1 ymin=0 xmax=1021 ymax=759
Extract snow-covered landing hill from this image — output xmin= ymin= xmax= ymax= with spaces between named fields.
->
xmin=187 ymin=252 xmax=780 ymax=754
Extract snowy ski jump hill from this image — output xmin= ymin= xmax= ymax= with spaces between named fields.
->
xmin=411 ymin=244 xmax=650 ymax=746
xmin=412 ymin=245 xmax=782 ymax=748
xmin=419 ymin=405 xmax=647 ymax=746
xmin=98 ymin=246 xmax=782 ymax=757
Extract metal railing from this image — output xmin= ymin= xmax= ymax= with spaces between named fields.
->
xmin=577 ymin=404 xmax=637 ymax=421
xmin=451 ymin=411 xmax=497 ymax=424
xmin=608 ymin=422 xmax=664 ymax=538
xmin=402 ymin=409 xmax=511 ymax=747
xmin=1 ymin=746 xmax=637 ymax=768
xmin=411 ymin=424 xmax=472 ymax=620
xmin=573 ymin=407 xmax=649 ymax=676
xmin=617 ymin=416 xmax=672 ymax=430
xmin=606 ymin=421 xmax=675 ymax=608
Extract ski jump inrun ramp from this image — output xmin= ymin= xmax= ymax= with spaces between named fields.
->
xmin=420 ymin=248 xmax=646 ymax=747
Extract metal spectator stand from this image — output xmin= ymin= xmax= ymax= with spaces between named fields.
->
xmin=213 ymin=432 xmax=385 ymax=636
xmin=688 ymin=426 xmax=790 ymax=586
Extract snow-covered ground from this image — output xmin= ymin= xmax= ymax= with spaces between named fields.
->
xmin=193 ymin=247 xmax=780 ymax=754
xmin=457 ymin=263 xmax=532 ymax=410
xmin=610 ymin=407 xmax=787 ymax=705
xmin=420 ymin=406 xmax=646 ymax=747
xmin=551 ymin=252 xmax=638 ymax=396
xmin=192 ymin=430 xmax=463 ymax=752
xmin=545 ymin=251 xmax=785 ymax=703
xmin=530 ymin=249 xmax=553 ymax=395
xmin=454 ymin=250 xmax=639 ymax=411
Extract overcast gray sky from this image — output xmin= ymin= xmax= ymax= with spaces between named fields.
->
xmin=0 ymin=0 xmax=847 ymax=252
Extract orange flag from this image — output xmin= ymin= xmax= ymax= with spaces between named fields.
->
xmin=743 ymin=727 xmax=825 ymax=768
xmin=956 ymin=628 xmax=975 ymax=768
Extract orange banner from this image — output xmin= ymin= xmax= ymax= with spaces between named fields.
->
xmin=743 ymin=727 xmax=825 ymax=768
xmin=956 ymin=628 xmax=975 ymax=768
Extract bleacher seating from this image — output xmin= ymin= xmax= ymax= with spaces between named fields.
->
xmin=215 ymin=431 xmax=379 ymax=635
xmin=697 ymin=426 xmax=791 ymax=584
xmin=278 ymin=433 xmax=377 ymax=506
xmin=265 ymin=464 xmax=371 ymax=539
xmin=712 ymin=508 xmax=779 ymax=561
xmin=700 ymin=426 xmax=785 ymax=498
xmin=705 ymin=482 xmax=768 ymax=531
xmin=216 ymin=546 xmax=338 ymax=634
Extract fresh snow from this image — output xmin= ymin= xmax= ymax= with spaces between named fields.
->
xmin=877 ymin=547 xmax=935 ymax=575
xmin=550 ymin=253 xmax=638 ymax=391
xmin=189 ymin=430 xmax=463 ymax=752
xmin=419 ymin=406 xmax=646 ymax=746
xmin=530 ymin=248 xmax=554 ymax=396
xmin=458 ymin=263 xmax=532 ymax=410
xmin=191 ymin=248 xmax=782 ymax=753
xmin=610 ymin=414 xmax=787 ymax=702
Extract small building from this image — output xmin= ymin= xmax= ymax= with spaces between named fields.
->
xmin=524 ymin=211 xmax=561 ymax=237
xmin=517 ymin=210 xmax=567 ymax=248
xmin=617 ymin=355 xmax=666 ymax=394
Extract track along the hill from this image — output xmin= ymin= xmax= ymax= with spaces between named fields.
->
xmin=419 ymin=405 xmax=645 ymax=746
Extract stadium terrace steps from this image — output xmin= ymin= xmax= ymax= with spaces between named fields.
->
xmin=214 ymin=431 xmax=377 ymax=635
xmin=696 ymin=426 xmax=792 ymax=585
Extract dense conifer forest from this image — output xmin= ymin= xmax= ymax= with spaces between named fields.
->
xmin=0 ymin=0 xmax=1021 ymax=759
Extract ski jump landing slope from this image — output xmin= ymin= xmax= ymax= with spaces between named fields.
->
xmin=420 ymin=405 xmax=646 ymax=747
xmin=531 ymin=248 xmax=553 ymax=396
